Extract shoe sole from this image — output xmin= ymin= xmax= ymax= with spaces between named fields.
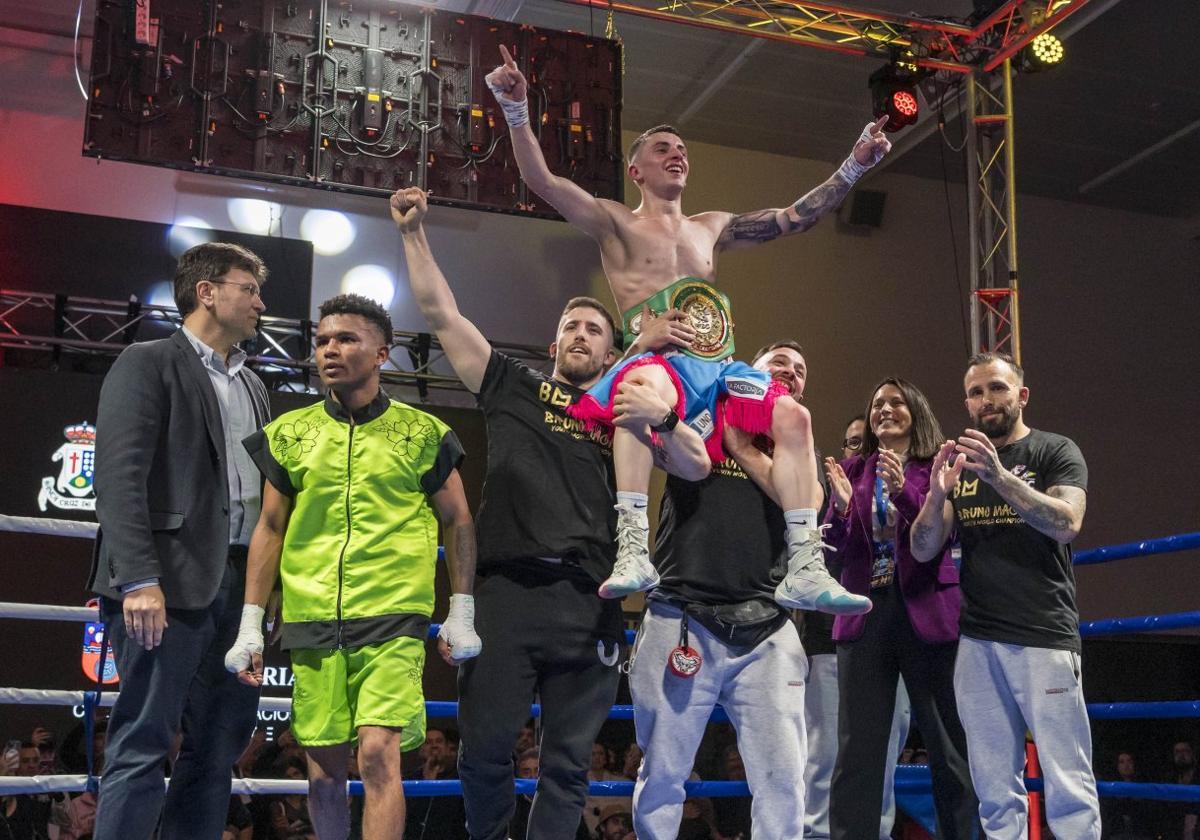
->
xmin=598 ymin=575 xmax=661 ymax=600
xmin=774 ymin=586 xmax=872 ymax=615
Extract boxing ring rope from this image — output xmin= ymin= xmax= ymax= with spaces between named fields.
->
xmin=4 ymin=516 xmax=1200 ymax=809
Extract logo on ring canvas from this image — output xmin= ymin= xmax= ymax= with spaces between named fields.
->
xmin=38 ymin=423 xmax=97 ymax=512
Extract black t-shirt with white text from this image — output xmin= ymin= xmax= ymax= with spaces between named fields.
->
xmin=655 ymin=452 xmax=786 ymax=606
xmin=473 ymin=351 xmax=616 ymax=584
xmin=951 ymin=428 xmax=1088 ymax=651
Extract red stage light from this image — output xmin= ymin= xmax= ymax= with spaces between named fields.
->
xmin=892 ymin=90 xmax=918 ymax=118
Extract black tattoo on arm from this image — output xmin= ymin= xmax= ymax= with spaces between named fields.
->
xmin=998 ymin=481 xmax=1085 ymax=543
xmin=910 ymin=497 xmax=953 ymax=561
xmin=910 ymin=520 xmax=943 ymax=557
xmin=789 ymin=180 xmax=851 ymax=233
xmin=721 ymin=210 xmax=784 ymax=244
xmin=1008 ymin=482 xmax=1084 ymax=542
xmin=652 ymin=441 xmax=670 ymax=470
xmin=717 ymin=172 xmax=855 ymax=248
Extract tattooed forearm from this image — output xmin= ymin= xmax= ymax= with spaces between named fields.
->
xmin=718 ymin=170 xmax=855 ymax=248
xmin=993 ymin=475 xmax=1085 ymax=544
xmin=910 ymin=520 xmax=944 ymax=559
xmin=909 ymin=497 xmax=953 ymax=562
xmin=652 ymin=441 xmax=670 ymax=470
xmin=788 ymin=178 xmax=852 ymax=233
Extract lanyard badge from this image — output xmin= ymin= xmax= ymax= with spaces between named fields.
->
xmin=668 ymin=609 xmax=702 ymax=678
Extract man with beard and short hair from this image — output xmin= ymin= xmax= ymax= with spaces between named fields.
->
xmin=627 ymin=340 xmax=824 ymax=840
xmin=389 ymin=188 xmax=710 ymax=840
xmin=911 ymin=351 xmax=1099 ymax=840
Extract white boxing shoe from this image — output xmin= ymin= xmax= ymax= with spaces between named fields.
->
xmin=775 ymin=525 xmax=872 ymax=615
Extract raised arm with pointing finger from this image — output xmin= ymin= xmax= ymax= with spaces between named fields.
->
xmin=485 ymin=45 xmax=893 ymax=279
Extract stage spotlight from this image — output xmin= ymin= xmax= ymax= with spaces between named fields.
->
xmin=146 ymin=281 xmax=176 ymax=308
xmin=227 ymin=198 xmax=282 ymax=235
xmin=300 ymin=209 xmax=356 ymax=256
xmin=869 ymin=64 xmax=920 ymax=132
xmin=341 ymin=264 xmax=396 ymax=308
xmin=1020 ymin=32 xmax=1065 ymax=71
xmin=167 ymin=217 xmax=215 ymax=258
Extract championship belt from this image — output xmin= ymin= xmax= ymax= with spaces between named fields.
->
xmin=622 ymin=277 xmax=735 ymax=362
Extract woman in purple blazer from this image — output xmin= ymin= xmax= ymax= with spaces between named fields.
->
xmin=823 ymin=377 xmax=977 ymax=840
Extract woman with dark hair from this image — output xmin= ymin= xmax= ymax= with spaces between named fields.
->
xmin=824 ymin=378 xmax=977 ymax=840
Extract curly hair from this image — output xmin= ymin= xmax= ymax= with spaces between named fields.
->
xmin=318 ymin=293 xmax=394 ymax=345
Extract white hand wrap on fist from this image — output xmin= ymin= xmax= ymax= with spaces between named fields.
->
xmin=837 ymin=121 xmax=890 ymax=184
xmin=437 ymin=594 xmax=482 ymax=662
xmin=223 ymin=604 xmax=265 ymax=674
xmin=485 ymin=78 xmax=530 ymax=128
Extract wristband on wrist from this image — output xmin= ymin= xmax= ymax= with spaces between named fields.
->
xmin=836 ymin=154 xmax=870 ymax=185
xmin=485 ymin=82 xmax=529 ymax=128
xmin=651 ymin=410 xmax=679 ymax=434
xmin=238 ymin=604 xmax=266 ymax=635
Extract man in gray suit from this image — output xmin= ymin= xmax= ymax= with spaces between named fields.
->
xmin=89 ymin=241 xmax=271 ymax=840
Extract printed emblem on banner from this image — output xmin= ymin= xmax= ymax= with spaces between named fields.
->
xmin=82 ymin=604 xmax=119 ymax=685
xmin=38 ymin=423 xmax=97 ymax=512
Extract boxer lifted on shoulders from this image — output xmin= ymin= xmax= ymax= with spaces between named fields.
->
xmin=487 ymin=46 xmax=891 ymax=615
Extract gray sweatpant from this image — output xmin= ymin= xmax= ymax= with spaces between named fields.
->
xmin=954 ymin=635 xmax=1101 ymax=840
xmin=629 ymin=600 xmax=808 ymax=840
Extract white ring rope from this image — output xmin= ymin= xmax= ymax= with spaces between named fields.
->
xmin=0 ymin=687 xmax=291 ymax=714
xmin=0 ymin=515 xmax=98 ymax=538
xmin=0 ymin=776 xmax=324 ymax=796
xmin=0 ymin=775 xmax=90 ymax=795
xmin=0 ymin=602 xmax=98 ymax=621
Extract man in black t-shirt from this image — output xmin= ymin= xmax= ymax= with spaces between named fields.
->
xmin=911 ymin=351 xmax=1100 ymax=840
xmin=391 ymin=189 xmax=710 ymax=840
xmin=627 ymin=341 xmax=814 ymax=840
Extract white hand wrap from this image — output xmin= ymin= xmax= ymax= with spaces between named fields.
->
xmin=485 ymin=79 xmax=529 ymax=128
xmin=836 ymin=121 xmax=887 ymax=184
xmin=223 ymin=604 xmax=265 ymax=674
xmin=437 ymin=594 xmax=482 ymax=662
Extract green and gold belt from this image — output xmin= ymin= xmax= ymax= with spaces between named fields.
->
xmin=621 ymin=277 xmax=736 ymax=362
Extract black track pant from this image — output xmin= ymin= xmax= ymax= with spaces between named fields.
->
xmin=829 ymin=583 xmax=978 ymax=840
xmin=458 ymin=565 xmax=624 ymax=840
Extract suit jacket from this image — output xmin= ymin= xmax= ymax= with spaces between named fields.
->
xmin=89 ymin=329 xmax=270 ymax=609
xmin=823 ymin=452 xmax=960 ymax=644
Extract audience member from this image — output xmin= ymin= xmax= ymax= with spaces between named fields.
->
xmin=1100 ymin=751 xmax=1154 ymax=839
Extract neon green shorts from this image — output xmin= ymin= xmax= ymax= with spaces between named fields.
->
xmin=290 ymin=635 xmax=427 ymax=750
